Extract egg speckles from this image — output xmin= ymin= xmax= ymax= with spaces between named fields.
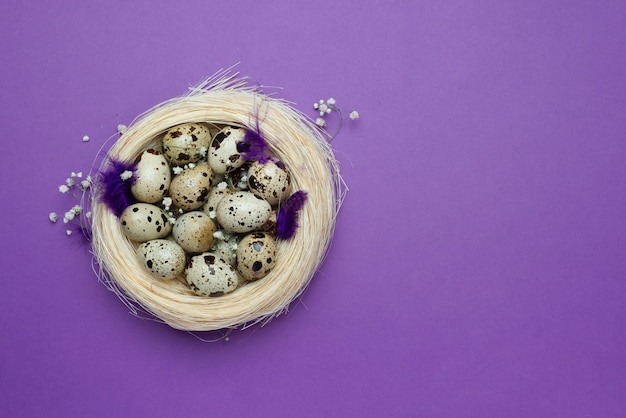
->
xmin=131 ymin=150 xmax=171 ymax=203
xmin=216 ymin=191 xmax=272 ymax=233
xmin=137 ymin=239 xmax=186 ymax=279
xmin=207 ymin=126 xmax=246 ymax=174
xmin=162 ymin=123 xmax=212 ymax=166
xmin=172 ymin=211 xmax=216 ymax=254
xmin=236 ymin=232 xmax=277 ymax=280
xmin=120 ymin=203 xmax=172 ymax=242
xmin=247 ymin=160 xmax=290 ymax=205
xmin=185 ymin=253 xmax=238 ymax=296
xmin=169 ymin=164 xmax=212 ymax=211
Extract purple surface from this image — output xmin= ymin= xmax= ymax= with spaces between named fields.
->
xmin=2 ymin=1 xmax=626 ymax=416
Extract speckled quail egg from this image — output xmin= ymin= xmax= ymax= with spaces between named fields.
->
xmin=162 ymin=123 xmax=212 ymax=166
xmin=120 ymin=203 xmax=173 ymax=242
xmin=207 ymin=126 xmax=247 ymax=174
xmin=169 ymin=163 xmax=212 ymax=211
xmin=216 ymin=191 xmax=272 ymax=233
xmin=172 ymin=211 xmax=216 ymax=254
xmin=185 ymin=253 xmax=238 ymax=296
xmin=236 ymin=232 xmax=277 ymax=280
xmin=131 ymin=150 xmax=171 ymax=203
xmin=137 ymin=239 xmax=186 ymax=280
xmin=247 ymin=160 xmax=290 ymax=205
xmin=202 ymin=184 xmax=233 ymax=218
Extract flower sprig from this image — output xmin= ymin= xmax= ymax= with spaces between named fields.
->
xmin=312 ymin=97 xmax=359 ymax=140
xmin=50 ymin=170 xmax=93 ymax=236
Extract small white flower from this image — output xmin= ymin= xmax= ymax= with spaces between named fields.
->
xmin=66 ymin=229 xmax=73 ymax=236
xmin=318 ymin=103 xmax=328 ymax=115
xmin=120 ymin=170 xmax=133 ymax=181
xmin=217 ymin=181 xmax=228 ymax=190
xmin=208 ymin=210 xmax=217 ymax=219
xmin=349 ymin=111 xmax=360 ymax=120
xmin=168 ymin=217 xmax=176 ymax=224
xmin=172 ymin=166 xmax=183 ymax=175
xmin=82 ymin=135 xmax=90 ymax=142
xmin=327 ymin=97 xmax=336 ymax=106
xmin=315 ymin=118 xmax=326 ymax=127
xmin=80 ymin=179 xmax=91 ymax=190
xmin=213 ymin=230 xmax=225 ymax=241
xmin=162 ymin=197 xmax=172 ymax=209
xmin=313 ymin=102 xmax=319 ymax=110
xmin=187 ymin=162 xmax=196 ymax=169
xmin=59 ymin=184 xmax=70 ymax=193
xmin=85 ymin=211 xmax=92 ymax=219
xmin=71 ymin=205 xmax=82 ymax=215
xmin=65 ymin=177 xmax=75 ymax=187
xmin=199 ymin=146 xmax=208 ymax=157
xmin=325 ymin=107 xmax=332 ymax=115
xmin=63 ymin=211 xmax=75 ymax=223
xmin=117 ymin=124 xmax=127 ymax=134
xmin=49 ymin=212 xmax=58 ymax=223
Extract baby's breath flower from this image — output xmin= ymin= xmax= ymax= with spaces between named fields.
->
xmin=199 ymin=146 xmax=208 ymax=157
xmin=208 ymin=210 xmax=217 ymax=219
xmin=49 ymin=212 xmax=58 ymax=223
xmin=120 ymin=170 xmax=133 ymax=181
xmin=187 ymin=162 xmax=196 ymax=169
xmin=168 ymin=217 xmax=176 ymax=224
xmin=65 ymin=177 xmax=75 ymax=187
xmin=213 ymin=230 xmax=226 ymax=241
xmin=63 ymin=211 xmax=75 ymax=223
xmin=318 ymin=103 xmax=329 ymax=115
xmin=66 ymin=229 xmax=73 ymax=236
xmin=59 ymin=184 xmax=70 ymax=193
xmin=82 ymin=135 xmax=90 ymax=142
xmin=217 ymin=181 xmax=228 ymax=190
xmin=71 ymin=205 xmax=82 ymax=215
xmin=172 ymin=166 xmax=183 ymax=175
xmin=117 ymin=124 xmax=127 ymax=134
xmin=327 ymin=98 xmax=336 ymax=106
xmin=79 ymin=178 xmax=91 ymax=191
xmin=162 ymin=197 xmax=172 ymax=209
xmin=315 ymin=118 xmax=326 ymax=127
xmin=85 ymin=211 xmax=92 ymax=219
xmin=349 ymin=111 xmax=360 ymax=120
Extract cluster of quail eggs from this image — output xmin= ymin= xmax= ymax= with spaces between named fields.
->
xmin=118 ymin=123 xmax=291 ymax=297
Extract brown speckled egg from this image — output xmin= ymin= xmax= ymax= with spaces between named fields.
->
xmin=207 ymin=126 xmax=246 ymax=174
xmin=202 ymin=185 xmax=233 ymax=217
xmin=216 ymin=191 xmax=272 ymax=233
xmin=185 ymin=253 xmax=238 ymax=296
xmin=172 ymin=211 xmax=216 ymax=254
xmin=247 ymin=160 xmax=290 ymax=205
xmin=169 ymin=164 xmax=212 ymax=211
xmin=120 ymin=203 xmax=172 ymax=242
xmin=137 ymin=239 xmax=186 ymax=280
xmin=162 ymin=123 xmax=212 ymax=166
xmin=236 ymin=232 xmax=277 ymax=280
xmin=131 ymin=150 xmax=171 ymax=203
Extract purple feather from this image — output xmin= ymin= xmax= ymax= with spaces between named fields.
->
xmin=277 ymin=190 xmax=308 ymax=240
xmin=97 ymin=158 xmax=137 ymax=217
xmin=238 ymin=129 xmax=270 ymax=163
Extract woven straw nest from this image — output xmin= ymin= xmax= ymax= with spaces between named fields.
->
xmin=90 ymin=70 xmax=345 ymax=332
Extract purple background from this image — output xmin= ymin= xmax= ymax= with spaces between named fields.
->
xmin=1 ymin=1 xmax=625 ymax=416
